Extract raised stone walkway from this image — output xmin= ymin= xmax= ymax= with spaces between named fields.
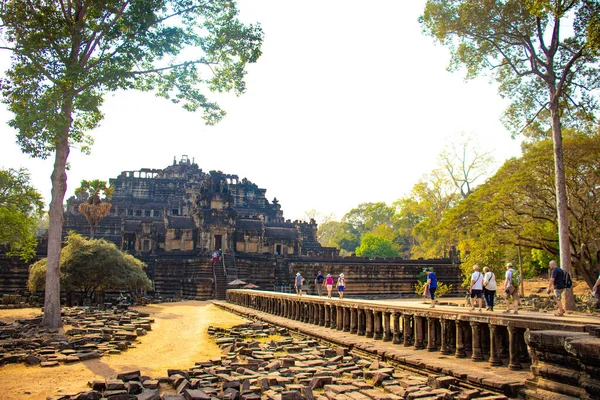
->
xmin=219 ymin=290 xmax=600 ymax=398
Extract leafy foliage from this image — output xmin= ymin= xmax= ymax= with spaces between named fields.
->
xmin=0 ymin=168 xmax=44 ymax=260
xmin=28 ymin=233 xmax=151 ymax=296
xmin=413 ymin=281 xmax=452 ymax=299
xmin=355 ymin=233 xmax=399 ymax=258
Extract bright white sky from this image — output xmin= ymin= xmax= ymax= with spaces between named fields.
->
xmin=0 ymin=0 xmax=522 ymax=222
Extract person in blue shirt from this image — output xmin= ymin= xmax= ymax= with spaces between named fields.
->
xmin=425 ymin=268 xmax=438 ymax=308
xmin=294 ymin=272 xmax=305 ymax=296
xmin=314 ymin=271 xmax=325 ymax=296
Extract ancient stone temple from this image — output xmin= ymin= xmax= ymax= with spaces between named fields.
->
xmin=1 ymin=156 xmax=462 ymax=301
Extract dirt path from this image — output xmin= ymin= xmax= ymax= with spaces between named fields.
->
xmin=0 ymin=301 xmax=249 ymax=400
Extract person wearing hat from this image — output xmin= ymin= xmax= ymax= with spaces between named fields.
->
xmin=337 ymin=273 xmax=346 ymax=300
xmin=424 ymin=268 xmax=437 ymax=308
xmin=294 ymin=272 xmax=305 ymax=296
xmin=325 ymin=273 xmax=334 ymax=298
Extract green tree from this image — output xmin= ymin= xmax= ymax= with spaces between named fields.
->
xmin=0 ymin=1 xmax=262 ymax=327
xmin=355 ymin=233 xmax=399 ymax=258
xmin=343 ymin=202 xmax=396 ymax=235
xmin=75 ymin=179 xmax=114 ymax=238
xmin=28 ymin=233 xmax=151 ymax=301
xmin=317 ymin=220 xmax=361 ymax=256
xmin=0 ymin=168 xmax=44 ymax=261
xmin=421 ymin=0 xmax=600 ymax=309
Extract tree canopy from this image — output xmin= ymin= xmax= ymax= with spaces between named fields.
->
xmin=28 ymin=233 xmax=151 ymax=297
xmin=0 ymin=168 xmax=44 ymax=260
xmin=0 ymin=0 xmax=262 ymax=327
xmin=438 ymin=132 xmax=600 ymax=287
xmin=354 ymin=233 xmax=399 ymax=259
xmin=75 ymin=179 xmax=113 ymax=237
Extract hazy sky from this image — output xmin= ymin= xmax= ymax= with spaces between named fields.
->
xmin=0 ymin=1 xmax=522 ymax=222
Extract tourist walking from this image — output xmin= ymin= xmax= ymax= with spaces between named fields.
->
xmin=212 ymin=251 xmax=218 ymax=266
xmin=547 ymin=260 xmax=566 ymax=316
xmin=337 ymin=273 xmax=346 ymax=300
xmin=424 ymin=268 xmax=437 ymax=308
xmin=482 ymin=266 xmax=497 ymax=311
xmin=294 ymin=272 xmax=305 ymax=296
xmin=325 ymin=273 xmax=334 ymax=298
xmin=469 ymin=264 xmax=484 ymax=312
xmin=503 ymin=263 xmax=520 ymax=314
xmin=315 ymin=271 xmax=325 ymax=296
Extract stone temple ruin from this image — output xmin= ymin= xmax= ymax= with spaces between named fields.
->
xmin=0 ymin=156 xmax=462 ymax=301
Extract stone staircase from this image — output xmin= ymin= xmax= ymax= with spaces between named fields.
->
xmin=213 ymin=257 xmax=228 ymax=300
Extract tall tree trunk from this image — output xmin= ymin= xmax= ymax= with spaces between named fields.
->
xmin=550 ymin=105 xmax=574 ymax=310
xmin=40 ymin=98 xmax=73 ymax=328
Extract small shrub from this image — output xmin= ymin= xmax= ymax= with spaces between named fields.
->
xmin=413 ymin=281 xmax=452 ymax=298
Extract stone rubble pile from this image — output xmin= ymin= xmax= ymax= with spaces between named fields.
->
xmin=0 ymin=307 xmax=153 ymax=367
xmin=48 ymin=321 xmax=509 ymax=400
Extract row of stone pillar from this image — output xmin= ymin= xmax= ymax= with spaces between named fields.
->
xmin=228 ymin=292 xmax=528 ymax=370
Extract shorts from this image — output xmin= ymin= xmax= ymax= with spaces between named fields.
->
xmin=295 ymin=286 xmax=302 ymax=291
xmin=505 ymin=286 xmax=520 ymax=300
xmin=554 ymin=288 xmax=564 ymax=300
xmin=470 ymin=289 xmax=483 ymax=299
xmin=326 ymin=285 xmax=333 ymax=291
xmin=429 ymin=287 xmax=437 ymax=300
xmin=338 ymin=286 xmax=345 ymax=292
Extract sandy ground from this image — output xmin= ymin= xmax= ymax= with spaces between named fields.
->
xmin=0 ymin=301 xmax=249 ymax=400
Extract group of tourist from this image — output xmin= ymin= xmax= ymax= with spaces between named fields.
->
xmin=424 ymin=260 xmax=575 ymax=316
xmin=465 ymin=263 xmax=520 ymax=314
xmin=294 ymin=271 xmax=346 ymax=299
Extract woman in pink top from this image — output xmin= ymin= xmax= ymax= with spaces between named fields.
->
xmin=325 ymin=274 xmax=334 ymax=298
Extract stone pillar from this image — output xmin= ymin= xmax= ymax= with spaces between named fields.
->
xmin=489 ymin=324 xmax=503 ymax=366
xmin=304 ymin=303 xmax=310 ymax=323
xmin=440 ymin=319 xmax=452 ymax=355
xmin=383 ymin=312 xmax=392 ymax=342
xmin=365 ymin=309 xmax=374 ymax=338
xmin=336 ymin=306 xmax=344 ymax=330
xmin=358 ymin=309 xmax=366 ymax=336
xmin=455 ymin=321 xmax=467 ymax=358
xmin=350 ymin=308 xmax=358 ymax=334
xmin=403 ymin=314 xmax=412 ymax=347
xmin=508 ymin=326 xmax=523 ymax=370
xmin=374 ymin=311 xmax=383 ymax=340
xmin=414 ymin=316 xmax=425 ymax=350
xmin=470 ymin=321 xmax=484 ymax=361
xmin=427 ymin=317 xmax=437 ymax=352
xmin=343 ymin=307 xmax=350 ymax=332
xmin=392 ymin=313 xmax=401 ymax=344
xmin=318 ymin=304 xmax=325 ymax=326
xmin=329 ymin=305 xmax=336 ymax=329
xmin=324 ymin=304 xmax=330 ymax=327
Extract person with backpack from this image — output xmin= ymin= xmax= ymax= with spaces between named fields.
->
xmin=547 ymin=260 xmax=567 ymax=316
xmin=469 ymin=264 xmax=484 ymax=312
xmin=503 ymin=263 xmax=520 ymax=314
xmin=482 ymin=266 xmax=497 ymax=312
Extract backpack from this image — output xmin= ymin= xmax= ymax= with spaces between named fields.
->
xmin=564 ymin=271 xmax=572 ymax=289
xmin=511 ymin=270 xmax=520 ymax=287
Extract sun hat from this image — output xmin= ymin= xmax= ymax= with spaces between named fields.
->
xmin=424 ymin=268 xmax=430 ymax=272
xmin=327 ymin=274 xmax=331 ymax=277
xmin=340 ymin=273 xmax=344 ymax=277
xmin=296 ymin=272 xmax=300 ymax=276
